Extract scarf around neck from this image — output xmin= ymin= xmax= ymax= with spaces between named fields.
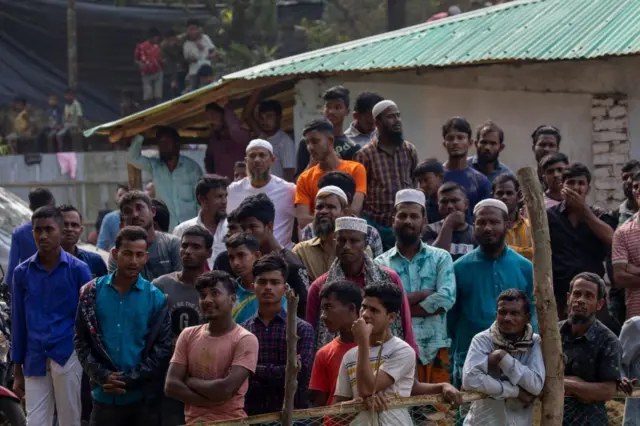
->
xmin=490 ymin=321 xmax=534 ymax=355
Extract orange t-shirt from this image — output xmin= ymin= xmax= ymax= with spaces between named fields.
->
xmin=294 ymin=160 xmax=367 ymax=212
xmin=309 ymin=337 xmax=358 ymax=405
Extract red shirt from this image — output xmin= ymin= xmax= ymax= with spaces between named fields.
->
xmin=134 ymin=40 xmax=162 ymax=76
xmin=309 ymin=337 xmax=357 ymax=405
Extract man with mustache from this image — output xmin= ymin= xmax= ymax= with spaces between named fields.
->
xmin=531 ymin=124 xmax=562 ymax=165
xmin=59 ymin=204 xmax=108 ymax=278
xmin=355 ymin=100 xmax=418 ymax=251
xmin=128 ymin=127 xmax=203 ymax=230
xmin=539 ymin=152 xmax=569 ymax=209
xmin=467 ymin=121 xmax=512 ymax=182
xmin=448 ymin=199 xmax=537 ymax=389
xmin=560 ymin=272 xmax=622 ymax=426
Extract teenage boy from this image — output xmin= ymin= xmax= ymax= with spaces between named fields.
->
xmin=414 ymin=158 xmax=444 ymax=224
xmin=539 ymin=152 xmax=569 ymax=209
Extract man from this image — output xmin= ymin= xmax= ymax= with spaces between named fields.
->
xmin=128 ymin=128 xmax=203 ymax=229
xmin=7 ymin=187 xmax=55 ymax=290
xmin=344 ymin=91 xmax=384 ymax=147
xmin=617 ymin=159 xmax=640 ymax=226
xmin=233 ymin=161 xmax=247 ymax=181
xmin=468 ymin=120 xmax=512 ymax=182
xmin=306 ymin=217 xmax=418 ymax=354
xmin=295 ymin=86 xmax=361 ymax=177
xmin=462 ymin=289 xmax=544 ymax=426
xmin=620 ymin=316 xmax=640 ymax=424
xmin=107 ymin=191 xmax=182 ymax=281
xmin=531 ymin=124 xmax=561 ymax=164
xmin=243 ymin=92 xmax=296 ymax=181
xmin=442 ymin=117 xmax=492 ymax=222
xmin=449 ymin=199 xmax=537 ymax=389
xmin=355 ymin=100 xmax=418 ymax=250
xmin=97 ymin=185 xmax=128 ymax=250
xmin=196 ymin=65 xmax=214 ymax=89
xmin=242 ymin=254 xmax=315 ymax=415
xmin=57 ymin=89 xmax=84 ymax=150
xmin=59 ymin=204 xmax=108 ymax=277
xmin=152 ymin=199 xmax=171 ymax=233
xmin=376 ymin=189 xmax=456 ymax=383
xmin=173 ymin=175 xmax=229 ymax=269
xmin=165 ymin=271 xmax=258 ymax=423
xmin=12 ymin=206 xmax=92 ymax=426
xmin=203 ymin=102 xmax=251 ymax=180
xmin=299 ymin=171 xmax=384 ymax=258
xmin=227 ymin=139 xmax=296 ymax=249
xmin=548 ymin=162 xmax=616 ymax=319
xmin=160 ymin=30 xmax=186 ymax=98
xmin=333 ymin=284 xmax=416 ymax=425
xmin=134 ymin=28 xmax=163 ymax=107
xmin=492 ymin=174 xmax=533 ymax=260
xmin=183 ymin=19 xmax=216 ymax=91
xmin=540 ymin=152 xmax=569 ymax=209
xmin=216 ymin=194 xmax=309 ymax=317
xmin=414 ymin=158 xmax=444 ymax=224
xmin=422 ymin=181 xmax=477 ymax=261
xmin=74 ymin=227 xmax=172 ymax=426
xmin=560 ymin=272 xmax=622 ymax=426
xmin=295 ymin=119 xmax=366 ymax=228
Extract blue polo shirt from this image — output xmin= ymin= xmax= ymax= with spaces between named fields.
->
xmin=11 ymin=249 xmax=92 ymax=376
xmin=232 ymin=278 xmax=286 ymax=324
xmin=74 ymin=247 xmax=108 ymax=278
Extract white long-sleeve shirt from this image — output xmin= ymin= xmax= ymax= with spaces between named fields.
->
xmin=462 ymin=328 xmax=545 ymax=426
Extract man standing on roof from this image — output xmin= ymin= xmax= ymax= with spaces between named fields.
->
xmin=134 ymin=27 xmax=164 ymax=107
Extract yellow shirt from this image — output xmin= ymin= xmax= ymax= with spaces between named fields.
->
xmin=506 ymin=215 xmax=533 ymax=261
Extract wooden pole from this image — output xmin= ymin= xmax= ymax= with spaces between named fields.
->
xmin=67 ymin=0 xmax=78 ymax=91
xmin=127 ymin=164 xmax=142 ymax=191
xmin=516 ymin=166 xmax=564 ymax=425
xmin=281 ymin=289 xmax=299 ymax=426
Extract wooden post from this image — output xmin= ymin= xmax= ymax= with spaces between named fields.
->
xmin=516 ymin=166 xmax=564 ymax=425
xmin=67 ymin=0 xmax=78 ymax=91
xmin=281 ymin=289 xmax=299 ymax=426
xmin=127 ymin=164 xmax=142 ymax=191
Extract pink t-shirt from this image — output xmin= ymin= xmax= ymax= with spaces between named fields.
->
xmin=171 ymin=324 xmax=259 ymax=423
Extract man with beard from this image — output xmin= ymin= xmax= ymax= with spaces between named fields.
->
xmin=531 ymin=124 xmax=562 ymax=165
xmin=355 ymin=100 xmax=418 ymax=250
xmin=442 ymin=117 xmax=492 ymax=223
xmin=227 ymin=139 xmax=296 ymax=249
xmin=448 ymin=199 xmax=537 ymax=389
xmin=467 ymin=121 xmax=512 ymax=182
xmin=344 ymin=91 xmax=384 ymax=147
xmin=492 ymin=175 xmax=533 ymax=261
xmin=296 ymin=119 xmax=367 ymax=228
xmin=108 ymin=191 xmax=182 ymax=281
xmin=128 ymin=127 xmax=203 ymax=230
xmin=616 ymin=159 xmax=640 ymax=226
xmin=376 ymin=189 xmax=456 ymax=383
xmin=306 ymin=217 xmax=418 ymax=354
xmin=462 ymin=289 xmax=544 ymax=426
xmin=560 ymin=272 xmax=622 ymax=426
xmin=173 ymin=175 xmax=229 ymax=269
xmin=540 ymin=152 xmax=569 ymax=209
xmin=59 ymin=204 xmax=108 ymax=277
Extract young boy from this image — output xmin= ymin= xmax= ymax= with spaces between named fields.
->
xmin=333 ymin=284 xmax=416 ymax=425
xmin=539 ymin=152 xmax=569 ymax=209
xmin=414 ymin=158 xmax=444 ymax=224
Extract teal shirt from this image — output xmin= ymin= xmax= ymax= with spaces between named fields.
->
xmin=232 ymin=278 xmax=287 ymax=324
xmin=376 ymin=243 xmax=456 ymax=365
xmin=92 ymin=273 xmax=166 ymax=405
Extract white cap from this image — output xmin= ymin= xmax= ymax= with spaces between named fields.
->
xmin=246 ymin=139 xmax=273 ymax=154
xmin=372 ymin=100 xmax=398 ymax=118
xmin=473 ymin=199 xmax=509 ymax=216
xmin=395 ymin=189 xmax=426 ymax=207
xmin=335 ymin=217 xmax=368 ymax=234
xmin=317 ymin=185 xmax=348 ymax=205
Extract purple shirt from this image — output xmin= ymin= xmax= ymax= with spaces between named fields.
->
xmin=204 ymin=106 xmax=251 ymax=180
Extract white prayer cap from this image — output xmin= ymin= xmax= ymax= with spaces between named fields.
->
xmin=395 ymin=189 xmax=426 ymax=207
xmin=246 ymin=139 xmax=273 ymax=154
xmin=316 ymin=185 xmax=348 ymax=205
xmin=372 ymin=100 xmax=398 ymax=119
xmin=473 ymin=199 xmax=509 ymax=216
xmin=335 ymin=217 xmax=368 ymax=234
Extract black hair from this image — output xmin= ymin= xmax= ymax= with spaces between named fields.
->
xmin=235 ymin=193 xmax=275 ymax=225
xmin=363 ymin=284 xmax=402 ymax=314
xmin=155 ymin=126 xmax=180 ymax=144
xmin=322 ymin=86 xmax=350 ymax=109
xmin=120 ymin=190 xmax=153 ymax=211
xmin=531 ymin=125 xmax=561 ymax=147
xmin=319 ymin=280 xmax=363 ymax=311
xmin=438 ymin=181 xmax=467 ymax=198
xmin=197 ymin=64 xmax=214 ymax=77
xmin=58 ymin=204 xmax=82 ymax=221
xmin=442 ymin=117 xmax=472 ymax=139
xmin=497 ymin=289 xmax=531 ymax=315
xmin=227 ymin=209 xmax=239 ymax=224
xmin=252 ymin=252 xmax=288 ymax=281
xmin=354 ymin=92 xmax=384 ymax=113
xmin=117 ymin=184 xmax=129 ymax=193
xmin=148 ymin=27 xmax=160 ymax=38
xmin=32 ymin=206 xmax=63 ymax=227
xmin=303 ymin=118 xmax=334 ymax=136
xmin=632 ymin=170 xmax=640 ymax=182
xmin=195 ymin=174 xmax=229 ymax=200
xmin=195 ymin=270 xmax=236 ymax=295
xmin=28 ymin=187 xmax=55 ymax=211
xmin=492 ymin=173 xmax=520 ymax=193
xmin=413 ymin=158 xmax=444 ymax=179
xmin=182 ymin=225 xmax=214 ymax=250
xmin=225 ymin=232 xmax=260 ymax=252
xmin=318 ymin=171 xmax=356 ymax=204
xmin=258 ymin=100 xmax=283 ymax=116
xmin=234 ymin=161 xmax=246 ymax=169
xmin=476 ymin=120 xmax=505 ymax=144
xmin=151 ymin=199 xmax=170 ymax=233
xmin=622 ymin=159 xmax=640 ymax=174
xmin=562 ymin=162 xmax=591 ymax=184
xmin=186 ymin=19 xmax=201 ymax=27
xmin=115 ymin=226 xmax=148 ymax=249
xmin=205 ymin=103 xmax=224 ymax=114
xmin=569 ymin=272 xmax=605 ymax=301
xmin=539 ymin=152 xmax=569 ymax=171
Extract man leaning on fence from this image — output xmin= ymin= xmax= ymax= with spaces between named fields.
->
xmin=462 ymin=289 xmax=544 ymax=426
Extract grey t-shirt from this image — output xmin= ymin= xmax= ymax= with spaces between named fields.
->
xmin=108 ymin=231 xmax=182 ymax=281
xmin=153 ymin=272 xmax=203 ymax=338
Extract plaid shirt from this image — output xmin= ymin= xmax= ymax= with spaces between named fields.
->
xmin=242 ymin=310 xmax=315 ymax=415
xmin=355 ymin=139 xmax=418 ymax=226
xmin=299 ymin=222 xmax=384 ymax=258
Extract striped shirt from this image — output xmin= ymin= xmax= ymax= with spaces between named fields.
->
xmin=506 ymin=215 xmax=533 ymax=261
xmin=355 ymin=139 xmax=418 ymax=227
xmin=612 ymin=218 xmax=640 ymax=318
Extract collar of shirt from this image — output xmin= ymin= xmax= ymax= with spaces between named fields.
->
xmin=195 ymin=211 xmax=225 ymax=234
xmin=235 ymin=277 xmax=254 ymax=297
xmin=476 ymin=245 xmax=511 ymax=262
xmin=387 ymin=242 xmax=430 ymax=262
xmin=345 ymin=121 xmax=376 ymax=139
xmin=102 ymin=272 xmax=145 ymax=292
xmin=253 ymin=309 xmax=287 ymax=327
xmin=560 ymin=318 xmax=600 ymax=342
xmin=468 ymin=155 xmax=509 ymax=172
xmin=28 ymin=248 xmax=70 ymax=271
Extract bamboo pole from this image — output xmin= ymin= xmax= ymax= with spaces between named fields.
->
xmin=516 ymin=166 xmax=564 ymax=425
xmin=281 ymin=289 xmax=299 ymax=426
xmin=127 ymin=163 xmax=142 ymax=191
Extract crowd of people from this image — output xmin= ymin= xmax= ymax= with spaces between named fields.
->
xmin=7 ymin=84 xmax=640 ymax=426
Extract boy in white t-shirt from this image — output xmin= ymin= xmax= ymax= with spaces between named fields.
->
xmin=333 ymin=283 xmax=416 ymax=425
